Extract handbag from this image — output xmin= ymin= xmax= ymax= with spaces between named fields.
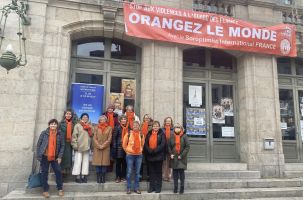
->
xmin=27 ymin=153 xmax=42 ymax=188
xmin=27 ymin=171 xmax=42 ymax=188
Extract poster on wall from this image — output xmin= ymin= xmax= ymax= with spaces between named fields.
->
xmin=121 ymin=79 xmax=136 ymax=99
xmin=186 ymin=107 xmax=207 ymax=135
xmin=189 ymin=85 xmax=202 ymax=107
xmin=71 ymin=83 xmax=104 ymax=124
xmin=110 ymin=93 xmax=124 ymax=116
xmin=221 ymin=97 xmax=233 ymax=116
xmin=212 ymin=104 xmax=225 ymax=124
xmin=222 ymin=127 xmax=235 ymax=137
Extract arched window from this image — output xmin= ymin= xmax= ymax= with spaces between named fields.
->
xmin=76 ymin=38 xmax=105 ymax=58
xmin=111 ymin=39 xmax=137 ymax=61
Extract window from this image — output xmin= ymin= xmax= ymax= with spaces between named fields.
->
xmin=296 ymin=59 xmax=303 ymax=75
xmin=212 ymin=84 xmax=234 ymax=138
xmin=75 ymin=73 xmax=103 ymax=84
xmin=76 ymin=40 xmax=105 ymax=58
xmin=277 ymin=57 xmax=292 ymax=74
xmin=279 ymin=89 xmax=296 ymax=140
xmin=211 ymin=49 xmax=233 ymax=70
xmin=183 ymin=48 xmax=206 ymax=67
xmin=111 ymin=40 xmax=137 ymax=60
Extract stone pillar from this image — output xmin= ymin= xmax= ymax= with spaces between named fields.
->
xmin=237 ymin=54 xmax=285 ymax=177
xmin=140 ymin=41 xmax=183 ymax=124
xmin=0 ymin=0 xmax=49 ymax=197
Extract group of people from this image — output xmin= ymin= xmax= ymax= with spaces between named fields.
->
xmin=36 ymin=104 xmax=190 ymax=198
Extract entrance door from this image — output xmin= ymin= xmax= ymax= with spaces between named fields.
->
xmin=183 ymin=81 xmax=238 ymax=162
xmin=280 ymin=88 xmax=303 ymax=162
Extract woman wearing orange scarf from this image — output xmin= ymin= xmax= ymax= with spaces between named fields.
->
xmin=59 ymin=109 xmax=76 ymax=175
xmin=122 ymin=121 xmax=145 ymax=194
xmin=36 ymin=119 xmax=65 ymax=198
xmin=92 ymin=115 xmax=112 ymax=183
xmin=168 ymin=124 xmax=190 ymax=194
xmin=71 ymin=113 xmax=93 ymax=183
xmin=140 ymin=114 xmax=153 ymax=181
xmin=144 ymin=121 xmax=166 ymax=193
xmin=124 ymin=105 xmax=140 ymax=129
xmin=162 ymin=117 xmax=174 ymax=182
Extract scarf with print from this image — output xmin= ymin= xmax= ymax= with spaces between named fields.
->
xmin=80 ymin=121 xmax=92 ymax=137
xmin=47 ymin=129 xmax=57 ymax=161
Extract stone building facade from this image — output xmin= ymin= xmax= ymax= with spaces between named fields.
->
xmin=1 ymin=0 xmax=303 ymax=197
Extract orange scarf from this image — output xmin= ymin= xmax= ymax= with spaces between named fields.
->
xmin=132 ymin=130 xmax=141 ymax=154
xmin=80 ymin=121 xmax=92 ymax=137
xmin=47 ymin=129 xmax=57 ymax=161
xmin=165 ymin=125 xmax=171 ymax=141
xmin=108 ymin=112 xmax=115 ymax=129
xmin=120 ymin=123 xmax=128 ymax=143
xmin=65 ymin=119 xmax=72 ymax=142
xmin=126 ymin=111 xmax=135 ymax=129
xmin=175 ymin=130 xmax=184 ymax=154
xmin=149 ymin=130 xmax=158 ymax=150
xmin=98 ymin=122 xmax=108 ymax=133
xmin=141 ymin=121 xmax=149 ymax=137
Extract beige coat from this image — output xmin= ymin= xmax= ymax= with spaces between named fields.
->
xmin=71 ymin=123 xmax=92 ymax=152
xmin=92 ymin=126 xmax=112 ymax=166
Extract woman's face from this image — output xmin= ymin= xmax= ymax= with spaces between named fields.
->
xmin=82 ymin=115 xmax=88 ymax=123
xmin=65 ymin=111 xmax=72 ymax=120
xmin=49 ymin=122 xmax=58 ymax=130
xmin=174 ymin=127 xmax=181 ymax=134
xmin=133 ymin=123 xmax=140 ymax=131
xmin=126 ymin=106 xmax=133 ymax=112
xmin=144 ymin=115 xmax=150 ymax=122
xmin=152 ymin=123 xmax=160 ymax=132
xmin=99 ymin=117 xmax=106 ymax=123
xmin=165 ymin=118 xmax=172 ymax=126
xmin=121 ymin=118 xmax=127 ymax=125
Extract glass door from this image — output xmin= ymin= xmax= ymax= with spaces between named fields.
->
xmin=297 ymin=90 xmax=303 ymax=161
xmin=279 ymin=89 xmax=299 ymax=162
xmin=183 ymin=82 xmax=209 ymax=162
xmin=211 ymin=84 xmax=237 ymax=162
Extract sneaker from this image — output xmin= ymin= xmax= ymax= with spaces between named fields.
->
xmin=121 ymin=178 xmax=126 ymax=182
xmin=42 ymin=192 xmax=50 ymax=198
xmin=126 ymin=189 xmax=131 ymax=194
xmin=58 ymin=190 xmax=64 ymax=197
xmin=115 ymin=178 xmax=121 ymax=183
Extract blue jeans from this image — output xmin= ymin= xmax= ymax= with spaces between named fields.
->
xmin=96 ymin=166 xmax=107 ymax=173
xmin=40 ymin=156 xmax=63 ymax=192
xmin=126 ymin=154 xmax=142 ymax=190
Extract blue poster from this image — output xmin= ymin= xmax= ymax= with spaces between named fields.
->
xmin=71 ymin=83 xmax=104 ymax=124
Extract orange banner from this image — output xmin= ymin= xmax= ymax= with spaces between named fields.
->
xmin=124 ymin=3 xmax=297 ymax=57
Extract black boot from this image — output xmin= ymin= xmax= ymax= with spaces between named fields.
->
xmin=75 ymin=176 xmax=82 ymax=183
xmin=82 ymin=175 xmax=87 ymax=183
xmin=97 ymin=173 xmax=101 ymax=183
xmin=179 ymin=186 xmax=184 ymax=194
xmin=101 ymin=173 xmax=106 ymax=183
xmin=173 ymin=180 xmax=178 ymax=193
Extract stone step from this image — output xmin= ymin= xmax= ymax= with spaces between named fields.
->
xmin=284 ymin=171 xmax=303 ymax=178
xmin=25 ymin=178 xmax=303 ymax=194
xmin=185 ymin=170 xmax=261 ymax=179
xmin=285 ymin=163 xmax=303 ymax=171
xmin=50 ymin=170 xmax=261 ymax=182
xmin=187 ymin=163 xmax=248 ymax=171
xmin=4 ymin=187 xmax=303 ymax=200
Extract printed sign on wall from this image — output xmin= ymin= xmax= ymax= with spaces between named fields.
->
xmin=71 ymin=83 xmax=104 ymax=124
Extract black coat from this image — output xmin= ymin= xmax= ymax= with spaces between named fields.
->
xmin=112 ymin=125 xmax=129 ymax=159
xmin=144 ymin=129 xmax=166 ymax=162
